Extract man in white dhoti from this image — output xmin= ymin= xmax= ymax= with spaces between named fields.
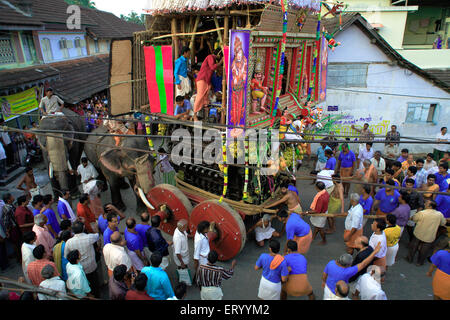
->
xmin=255 ymin=239 xmax=289 ymax=300
xmin=75 ymin=157 xmax=98 ymax=193
xmin=354 ymin=265 xmax=387 ymax=300
xmin=247 ymin=214 xmax=280 ymax=247
xmin=174 ymin=46 xmax=192 ymax=97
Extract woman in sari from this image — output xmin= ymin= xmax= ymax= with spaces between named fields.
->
xmin=53 ymin=230 xmax=72 ymax=281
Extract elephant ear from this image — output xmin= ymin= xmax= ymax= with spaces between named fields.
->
xmin=99 ymin=148 xmax=127 ymax=176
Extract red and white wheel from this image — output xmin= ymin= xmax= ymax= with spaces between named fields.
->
xmin=146 ymin=184 xmax=193 ymax=235
xmin=189 ymin=200 xmax=246 ymax=261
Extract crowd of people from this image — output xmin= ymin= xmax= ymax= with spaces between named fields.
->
xmin=252 ymin=124 xmax=450 ymax=300
xmin=0 ymin=114 xmax=448 ymax=301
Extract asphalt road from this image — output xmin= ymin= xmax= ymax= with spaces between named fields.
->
xmin=0 ymin=161 xmax=436 ymax=300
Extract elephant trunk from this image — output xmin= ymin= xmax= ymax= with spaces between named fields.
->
xmin=134 ymin=154 xmax=154 ymax=194
xmin=47 ymin=135 xmax=69 ymax=189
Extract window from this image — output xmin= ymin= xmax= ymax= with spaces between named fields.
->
xmin=74 ymin=37 xmax=82 ymax=56
xmin=405 ymin=103 xmax=439 ymax=124
xmin=0 ymin=34 xmax=16 ymax=65
xmin=327 ymin=63 xmax=368 ymax=88
xmin=94 ymin=39 xmax=99 ymax=53
xmin=20 ymin=32 xmax=37 ymax=62
xmin=59 ymin=37 xmax=69 ymax=59
xmin=41 ymin=38 xmax=53 ymax=61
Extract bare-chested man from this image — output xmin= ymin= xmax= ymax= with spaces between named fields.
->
xmin=325 ymin=174 xmax=345 ymax=234
xmin=17 ymin=167 xmax=39 ymax=199
xmin=264 ymin=181 xmax=303 ymax=214
xmin=355 ymin=159 xmax=378 ymax=196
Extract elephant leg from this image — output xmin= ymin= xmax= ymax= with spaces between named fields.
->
xmin=108 ymin=175 xmax=126 ymax=212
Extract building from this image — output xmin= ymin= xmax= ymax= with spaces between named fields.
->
xmin=319 ymin=13 xmax=449 ymax=154
xmin=322 ymin=0 xmax=449 ymax=70
xmin=0 ymin=0 xmax=144 ymax=127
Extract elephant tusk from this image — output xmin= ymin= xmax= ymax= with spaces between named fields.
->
xmin=67 ymin=160 xmax=72 ymax=171
xmin=49 ymin=162 xmax=54 ymax=179
xmin=138 ymin=187 xmax=154 ymax=210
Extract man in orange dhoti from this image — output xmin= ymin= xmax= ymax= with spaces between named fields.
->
xmin=344 ymin=193 xmax=364 ymax=255
xmin=335 ymin=143 xmax=357 ymax=198
xmin=427 ymin=245 xmax=450 ymax=300
xmin=193 ymin=49 xmax=223 ymax=121
xmin=281 ymin=240 xmax=315 ymax=300
xmin=307 ymin=182 xmax=330 ymax=245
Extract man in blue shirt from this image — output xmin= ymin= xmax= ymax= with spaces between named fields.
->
xmin=174 ymin=95 xmax=192 ymax=120
xmin=434 ymin=162 xmax=450 ymax=192
xmin=322 ymin=243 xmax=381 ymax=299
xmin=124 ymin=218 xmax=147 ymax=271
xmin=316 ymin=141 xmax=332 ymax=171
xmin=42 ymin=194 xmax=59 ymax=238
xmin=281 ymin=240 xmax=314 ymax=300
xmin=141 ymin=252 xmax=175 ymax=300
xmin=146 ymin=215 xmax=172 ymax=270
xmin=211 ymin=70 xmax=223 ymax=93
xmin=103 ymin=213 xmax=119 ymax=246
xmin=174 ymin=46 xmax=191 ymax=97
xmin=324 ymin=149 xmax=336 ymax=170
xmin=255 ymin=239 xmax=289 ymax=300
xmin=435 ymin=185 xmax=450 ymax=219
xmin=135 ymin=212 xmax=152 ymax=259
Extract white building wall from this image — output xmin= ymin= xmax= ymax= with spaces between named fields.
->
xmin=37 ymin=32 xmax=88 ymax=63
xmin=320 ymin=25 xmax=450 ymax=155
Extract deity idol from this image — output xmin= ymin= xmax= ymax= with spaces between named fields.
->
xmin=229 ymin=36 xmax=248 ymax=138
xmin=250 ymin=64 xmax=268 ymax=115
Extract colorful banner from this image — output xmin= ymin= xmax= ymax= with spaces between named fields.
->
xmin=1 ymin=87 xmax=39 ymax=121
xmin=144 ymin=45 xmax=174 ymax=115
xmin=319 ymin=35 xmax=328 ymax=102
xmin=224 ymin=45 xmax=229 ymax=82
xmin=300 ymin=44 xmax=312 ymax=99
xmin=227 ymin=30 xmax=250 ymax=138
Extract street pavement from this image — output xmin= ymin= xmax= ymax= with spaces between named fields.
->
xmin=0 ymin=160 xmax=436 ymax=300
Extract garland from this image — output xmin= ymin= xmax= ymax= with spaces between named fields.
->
xmin=307 ymin=11 xmax=321 ymax=101
xmin=219 ymin=132 xmax=228 ymax=203
xmin=144 ymin=116 xmax=157 ymax=164
xmin=243 ymin=137 xmax=249 ymax=201
xmin=270 ymin=0 xmax=288 ymax=123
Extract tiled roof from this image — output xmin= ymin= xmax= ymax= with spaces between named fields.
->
xmin=50 ymin=54 xmax=110 ymax=104
xmin=423 ymin=69 xmax=450 ymax=92
xmin=0 ymin=0 xmax=43 ymax=27
xmin=81 ymin=8 xmax=145 ymax=39
xmin=1 ymin=0 xmax=144 ymax=36
xmin=0 ymin=54 xmax=111 ymax=103
xmin=0 ymin=64 xmax=60 ymax=89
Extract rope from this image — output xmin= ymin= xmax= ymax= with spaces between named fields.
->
xmin=9 ymin=111 xmax=448 ymax=142
xmin=8 ymin=126 xmax=448 ymax=145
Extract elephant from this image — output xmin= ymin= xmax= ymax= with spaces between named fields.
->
xmin=84 ymin=125 xmax=155 ymax=213
xmin=37 ymin=108 xmax=86 ymax=196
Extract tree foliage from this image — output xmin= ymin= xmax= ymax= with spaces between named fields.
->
xmin=119 ymin=11 xmax=145 ymax=25
xmin=65 ymin=0 xmax=96 ymax=9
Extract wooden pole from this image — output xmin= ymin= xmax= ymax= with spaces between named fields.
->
xmin=181 ymin=17 xmax=186 ymax=47
xmin=213 ymin=16 xmax=223 ymax=45
xmin=221 ymin=13 xmax=229 ymax=125
xmin=171 ymin=18 xmax=179 ymax=60
xmin=189 ymin=16 xmax=201 ymax=61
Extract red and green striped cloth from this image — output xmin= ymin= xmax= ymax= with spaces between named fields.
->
xmin=144 ymin=45 xmax=174 ymax=115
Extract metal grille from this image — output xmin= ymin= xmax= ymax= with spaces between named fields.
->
xmin=0 ymin=38 xmax=16 ymax=65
